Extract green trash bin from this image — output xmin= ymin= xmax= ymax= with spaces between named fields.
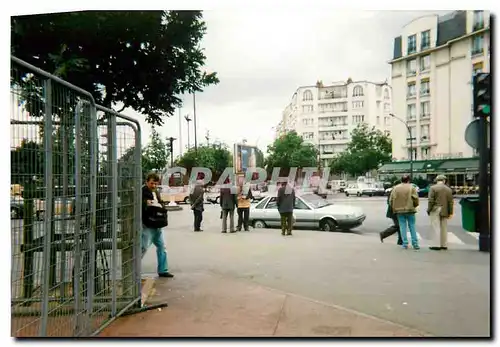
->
xmin=459 ymin=197 xmax=480 ymax=232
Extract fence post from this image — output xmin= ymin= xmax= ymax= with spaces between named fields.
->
xmin=134 ymin=126 xmax=142 ymax=302
xmin=40 ymin=78 xmax=54 ymax=336
xmin=109 ymin=112 xmax=118 ymax=317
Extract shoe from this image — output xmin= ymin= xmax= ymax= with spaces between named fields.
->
xmin=440 ymin=247 xmax=448 ymax=250
xmin=286 ymin=232 xmax=292 ymax=236
xmin=429 ymin=247 xmax=441 ymax=251
xmin=281 ymin=231 xmax=286 ymax=236
xmin=244 ymin=229 xmax=250 ymax=232
xmin=402 ymin=245 xmax=408 ymax=249
xmin=379 ymin=233 xmax=384 ymax=243
xmin=230 ymin=230 xmax=236 ymax=233
xmin=413 ymin=245 xmax=420 ymax=250
xmin=397 ymin=240 xmax=403 ymax=245
xmin=236 ymin=228 xmax=241 ymax=232
xmin=158 ymin=272 xmax=174 ymax=278
xmin=221 ymin=231 xmax=227 ymax=233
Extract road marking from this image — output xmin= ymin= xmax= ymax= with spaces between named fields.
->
xmin=446 ymin=232 xmax=465 ymax=245
xmin=468 ymin=232 xmax=480 ymax=240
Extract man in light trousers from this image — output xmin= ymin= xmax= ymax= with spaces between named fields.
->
xmin=427 ymin=175 xmax=454 ymax=251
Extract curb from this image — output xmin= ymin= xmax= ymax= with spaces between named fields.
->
xmin=141 ymin=277 xmax=157 ymax=306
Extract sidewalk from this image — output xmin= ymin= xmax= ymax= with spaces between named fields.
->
xmin=99 ymin=271 xmax=429 ymax=337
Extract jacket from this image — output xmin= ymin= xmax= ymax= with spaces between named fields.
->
xmin=427 ymin=183 xmax=454 ymax=217
xmin=277 ymin=185 xmax=295 ymax=214
xmin=190 ymin=184 xmax=205 ymax=211
xmin=142 ymin=185 xmax=164 ymax=226
xmin=237 ymin=186 xmax=253 ymax=209
xmin=220 ymin=187 xmax=237 ymax=210
xmin=390 ymin=183 xmax=419 ymax=214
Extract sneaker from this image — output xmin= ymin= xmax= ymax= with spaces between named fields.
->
xmin=429 ymin=246 xmax=441 ymax=251
xmin=402 ymin=245 xmax=408 ymax=249
xmin=221 ymin=231 xmax=227 ymax=233
xmin=158 ymin=272 xmax=174 ymax=278
xmin=413 ymin=245 xmax=420 ymax=250
xmin=379 ymin=233 xmax=384 ymax=243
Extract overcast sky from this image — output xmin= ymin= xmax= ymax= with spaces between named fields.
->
xmin=125 ymin=10 xmax=451 ymax=157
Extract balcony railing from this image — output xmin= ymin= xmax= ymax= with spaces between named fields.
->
xmin=407 ymin=70 xmax=417 ymax=77
xmin=407 ymin=92 xmax=417 ymax=99
xmin=421 ymin=41 xmax=430 ymax=50
xmin=473 ymin=21 xmax=485 ymax=31
xmin=407 ymin=45 xmax=417 ymax=55
xmin=421 ymin=136 xmax=430 ymax=143
xmin=420 ymin=113 xmax=431 ymax=120
xmin=406 ymin=116 xmax=417 ymax=122
xmin=472 ymin=48 xmax=483 ymax=56
xmin=420 ymin=89 xmax=430 ymax=96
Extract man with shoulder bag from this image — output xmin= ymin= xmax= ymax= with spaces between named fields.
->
xmin=190 ymin=180 xmax=205 ymax=232
xmin=142 ymin=172 xmax=173 ymax=278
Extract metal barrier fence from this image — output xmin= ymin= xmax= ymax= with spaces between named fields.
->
xmin=10 ymin=56 xmax=142 ymax=337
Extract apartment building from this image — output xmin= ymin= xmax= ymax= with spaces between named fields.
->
xmin=389 ymin=10 xmax=490 ymax=161
xmin=279 ymin=80 xmax=393 ymax=167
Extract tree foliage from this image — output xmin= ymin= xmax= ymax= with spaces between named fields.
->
xmin=175 ymin=144 xmax=232 ymax=181
xmin=142 ymin=127 xmax=170 ymax=174
xmin=265 ymin=131 xmax=319 ymax=173
xmin=254 ymin=147 xmax=265 ymax=168
xmin=11 ymin=10 xmax=219 ymax=125
xmin=330 ymin=123 xmax=392 ymax=177
xmin=11 ymin=139 xmax=45 ymax=184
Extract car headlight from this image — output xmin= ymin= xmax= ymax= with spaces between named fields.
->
xmin=345 ymin=214 xmax=355 ymax=219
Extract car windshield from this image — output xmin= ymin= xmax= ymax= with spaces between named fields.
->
xmin=300 ymin=194 xmax=330 ymax=209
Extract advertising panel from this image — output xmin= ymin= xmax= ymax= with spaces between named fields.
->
xmin=234 ymin=143 xmax=258 ymax=175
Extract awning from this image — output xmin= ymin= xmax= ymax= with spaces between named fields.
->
xmin=438 ymin=158 xmax=480 ymax=171
xmin=420 ymin=160 xmax=445 ymax=172
xmin=378 ymin=161 xmax=426 ymax=173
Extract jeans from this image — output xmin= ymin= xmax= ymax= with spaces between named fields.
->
xmin=193 ymin=209 xmax=203 ymax=231
xmin=141 ymin=226 xmax=168 ymax=274
xmin=237 ymin=207 xmax=250 ymax=230
xmin=397 ymin=213 xmax=418 ymax=247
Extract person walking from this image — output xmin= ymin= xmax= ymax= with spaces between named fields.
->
xmin=190 ymin=179 xmax=205 ymax=232
xmin=379 ymin=193 xmax=403 ymax=245
xmin=220 ymin=182 xmax=238 ymax=233
xmin=141 ymin=172 xmax=174 ymax=278
xmin=277 ymin=181 xmax=296 ymax=236
xmin=427 ymin=175 xmax=454 ymax=251
xmin=236 ymin=183 xmax=253 ymax=231
xmin=389 ymin=175 xmax=420 ymax=250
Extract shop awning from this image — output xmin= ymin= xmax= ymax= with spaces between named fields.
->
xmin=378 ymin=161 xmax=426 ymax=173
xmin=438 ymin=158 xmax=480 ymax=172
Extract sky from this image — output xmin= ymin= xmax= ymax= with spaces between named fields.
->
xmin=124 ymin=9 xmax=452 ymax=158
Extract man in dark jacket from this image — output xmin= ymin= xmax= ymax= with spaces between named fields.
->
xmin=277 ymin=181 xmax=296 ymax=236
xmin=220 ymin=183 xmax=238 ymax=233
xmin=379 ymin=194 xmax=402 ymax=245
xmin=190 ymin=180 xmax=205 ymax=232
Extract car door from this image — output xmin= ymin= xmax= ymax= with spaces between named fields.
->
xmin=293 ymin=197 xmax=315 ymax=229
xmin=264 ymin=197 xmax=281 ymax=227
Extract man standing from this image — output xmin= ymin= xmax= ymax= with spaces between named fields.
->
xmin=427 ymin=175 xmax=454 ymax=251
xmin=236 ymin=183 xmax=253 ymax=231
xmin=277 ymin=181 xmax=295 ymax=236
xmin=190 ymin=180 xmax=205 ymax=232
xmin=379 ymin=193 xmax=403 ymax=245
xmin=142 ymin=172 xmax=173 ymax=278
xmin=390 ymin=175 xmax=420 ymax=250
xmin=220 ymin=181 xmax=238 ymax=233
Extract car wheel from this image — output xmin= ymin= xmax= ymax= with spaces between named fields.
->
xmin=356 ymin=192 xmax=361 ymax=197
xmin=368 ymin=194 xmax=373 ymax=197
xmin=11 ymin=207 xmax=19 ymax=219
xmin=253 ymin=220 xmax=266 ymax=229
xmin=183 ymin=197 xmax=190 ymax=204
xmin=345 ymin=192 xmax=349 ymax=197
xmin=320 ymin=218 xmax=337 ymax=232
xmin=215 ymin=196 xmax=220 ymax=204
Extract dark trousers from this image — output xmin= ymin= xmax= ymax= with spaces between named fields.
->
xmin=280 ymin=212 xmax=293 ymax=235
xmin=237 ymin=207 xmax=250 ymax=230
xmin=193 ymin=210 xmax=203 ymax=231
xmin=380 ymin=216 xmax=402 ymax=243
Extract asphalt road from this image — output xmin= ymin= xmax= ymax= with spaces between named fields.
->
xmin=142 ymin=200 xmax=490 ymax=337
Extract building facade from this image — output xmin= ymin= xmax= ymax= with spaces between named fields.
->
xmin=279 ymin=80 xmax=393 ymax=167
xmin=389 ymin=10 xmax=490 ymax=162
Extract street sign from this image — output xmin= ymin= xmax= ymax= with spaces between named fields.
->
xmin=465 ymin=119 xmax=490 ymax=149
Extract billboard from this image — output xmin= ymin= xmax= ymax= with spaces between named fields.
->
xmin=234 ymin=143 xmax=258 ymax=175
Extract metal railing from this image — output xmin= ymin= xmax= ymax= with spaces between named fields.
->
xmin=10 ymin=56 xmax=142 ymax=337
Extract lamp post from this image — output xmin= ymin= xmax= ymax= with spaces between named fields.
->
xmin=167 ymin=137 xmax=176 ymax=168
xmin=390 ymin=113 xmax=415 ymax=180
xmin=184 ymin=115 xmax=192 ymax=150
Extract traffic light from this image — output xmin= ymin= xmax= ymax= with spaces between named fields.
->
xmin=473 ymin=72 xmax=491 ymax=117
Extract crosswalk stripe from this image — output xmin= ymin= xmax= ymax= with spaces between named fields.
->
xmin=468 ymin=232 xmax=480 ymax=240
xmin=446 ymin=232 xmax=465 ymax=245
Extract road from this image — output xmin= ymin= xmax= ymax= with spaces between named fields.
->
xmin=142 ymin=198 xmax=490 ymax=337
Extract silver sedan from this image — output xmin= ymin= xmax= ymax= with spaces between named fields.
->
xmin=249 ymin=193 xmax=366 ymax=232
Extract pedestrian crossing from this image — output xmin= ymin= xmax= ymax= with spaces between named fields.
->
xmin=376 ymin=230 xmax=480 ymax=246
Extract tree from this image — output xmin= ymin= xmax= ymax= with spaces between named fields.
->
xmin=330 ymin=123 xmax=392 ymax=177
xmin=11 ymin=10 xmax=219 ymax=125
xmin=254 ymin=147 xmax=265 ymax=168
xmin=11 ymin=139 xmax=45 ymax=184
xmin=142 ymin=127 xmax=170 ymax=175
xmin=265 ymin=131 xmax=319 ymax=175
xmin=175 ymin=144 xmax=232 ymax=182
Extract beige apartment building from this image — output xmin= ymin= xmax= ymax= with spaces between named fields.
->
xmin=389 ymin=10 xmax=490 ymax=161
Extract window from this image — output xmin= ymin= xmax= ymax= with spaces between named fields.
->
xmin=352 ymin=101 xmax=364 ymax=109
xmin=294 ymin=199 xmax=310 ymax=210
xmin=473 ymin=11 xmax=484 ymax=31
xmin=421 ymin=147 xmax=430 ymax=159
xmin=407 ymin=149 xmax=417 ymax=161
xmin=420 ymin=125 xmax=430 ymax=141
xmin=333 ymin=87 xmax=348 ymax=99
xmin=384 ymin=116 xmax=390 ymax=126
xmin=352 ymin=115 xmax=365 ymax=124
xmin=303 ymin=90 xmax=313 ymax=101
xmin=266 ymin=197 xmax=278 ymax=209
xmin=472 ymin=35 xmax=484 ymax=55
xmin=407 ymin=104 xmax=416 ymax=120
xmin=384 ymin=89 xmax=390 ymax=100
xmin=320 ymin=132 xmax=334 ymax=141
xmin=384 ymin=103 xmax=391 ymax=112
xmin=376 ymin=116 xmax=380 ymax=125
xmin=407 ymin=82 xmax=416 ymax=98
xmin=302 ymin=105 xmax=313 ymax=113
xmin=473 ymin=62 xmax=483 ymax=75
xmin=420 ymin=101 xmax=430 ymax=118
xmin=333 ymin=102 xmax=348 ymax=112
xmin=302 ymin=118 xmax=314 ymax=126
xmin=421 ymin=30 xmax=431 ymax=50
xmin=302 ymin=132 xmax=314 ymax=140
xmin=420 ymin=55 xmax=431 ymax=72
xmin=407 ymin=59 xmax=417 ymax=76
xmin=409 ymin=126 xmax=416 ymax=139
xmin=321 ymin=145 xmax=334 ymax=153
xmin=407 ymin=34 xmax=417 ymax=54
xmin=333 ymin=116 xmax=348 ymax=126
xmin=352 ymin=86 xmax=364 ymax=97
xmin=319 ymin=103 xmax=334 ymax=112
xmin=420 ymin=79 xmax=430 ymax=96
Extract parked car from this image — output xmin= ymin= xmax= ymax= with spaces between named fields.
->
xmin=344 ymin=183 xmax=377 ymax=197
xmin=385 ymin=184 xmax=420 ymax=196
xmin=249 ymin=193 xmax=366 ymax=232
xmin=372 ymin=183 xmax=386 ymax=196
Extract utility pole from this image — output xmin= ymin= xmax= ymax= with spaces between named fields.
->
xmin=178 ymin=108 xmax=183 ymax=157
xmin=167 ymin=137 xmax=176 ymax=168
xmin=193 ymin=91 xmax=198 ymax=154
xmin=205 ymin=130 xmax=210 ymax=146
xmin=472 ymin=72 xmax=491 ymax=252
xmin=184 ymin=115 xmax=192 ymax=150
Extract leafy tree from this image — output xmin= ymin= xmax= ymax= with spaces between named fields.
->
xmin=11 ymin=10 xmax=219 ymax=125
xmin=265 ymin=131 xmax=318 ymax=175
xmin=11 ymin=139 xmax=45 ymax=184
xmin=255 ymin=147 xmax=265 ymax=168
xmin=175 ymin=144 xmax=232 ymax=182
xmin=142 ymin=127 xmax=170 ymax=174
xmin=330 ymin=123 xmax=392 ymax=177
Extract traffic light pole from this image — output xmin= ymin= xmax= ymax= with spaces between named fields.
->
xmin=477 ymin=115 xmax=490 ymax=252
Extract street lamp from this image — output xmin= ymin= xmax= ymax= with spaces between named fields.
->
xmin=184 ymin=115 xmax=192 ymax=150
xmin=167 ymin=137 xmax=176 ymax=168
xmin=389 ymin=113 xmax=415 ymax=180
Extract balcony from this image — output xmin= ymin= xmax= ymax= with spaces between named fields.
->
xmin=420 ymin=113 xmax=431 ymax=121
xmin=406 ymin=116 xmax=417 ymax=123
xmin=407 ymin=92 xmax=417 ymax=99
xmin=420 ymin=89 xmax=430 ymax=97
xmin=473 ymin=21 xmax=484 ymax=31
xmin=420 ymin=135 xmax=430 ymax=143
xmin=406 ymin=70 xmax=417 ymax=77
xmin=472 ymin=48 xmax=483 ymax=56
